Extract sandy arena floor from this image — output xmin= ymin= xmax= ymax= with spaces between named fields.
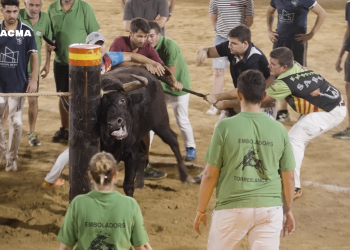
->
xmin=0 ymin=0 xmax=350 ymax=249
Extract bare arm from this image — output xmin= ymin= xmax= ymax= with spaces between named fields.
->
xmin=246 ymin=15 xmax=254 ymax=28
xmin=281 ymin=170 xmax=295 ymax=237
xmin=169 ymin=0 xmax=176 ymax=13
xmin=196 ymin=46 xmax=220 ymax=64
xmin=295 ymin=3 xmax=327 ymax=43
xmin=120 ymin=0 xmax=126 ymax=10
xmin=27 ymin=52 xmax=38 ymax=93
xmin=194 ymin=163 xmax=220 ymax=235
xmin=153 ymin=16 xmax=167 ymax=29
xmin=135 ymin=242 xmax=153 ymax=250
xmin=267 ymin=6 xmax=278 ymax=43
xmin=58 ymin=243 xmax=73 ymax=250
xmin=335 ymin=25 xmax=350 ymax=72
xmin=123 ymin=20 xmax=131 ymax=32
xmin=210 ymin=13 xmax=217 ymax=27
xmin=40 ymin=44 xmax=51 ymax=79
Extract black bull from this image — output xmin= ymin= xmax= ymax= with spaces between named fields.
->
xmin=100 ymin=66 xmax=190 ymax=197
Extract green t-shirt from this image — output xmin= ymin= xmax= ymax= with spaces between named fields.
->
xmin=205 ymin=112 xmax=295 ymax=210
xmin=155 ymin=36 xmax=191 ymax=96
xmin=57 ymin=190 xmax=149 ymax=250
xmin=18 ymin=9 xmax=52 ymax=72
xmin=47 ymin=0 xmax=100 ymax=65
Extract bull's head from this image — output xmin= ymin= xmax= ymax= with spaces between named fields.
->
xmin=101 ymin=75 xmax=148 ymax=141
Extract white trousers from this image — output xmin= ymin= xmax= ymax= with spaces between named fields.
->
xmin=208 ymin=206 xmax=283 ymax=250
xmin=44 ymin=148 xmax=69 ymax=183
xmin=289 ymin=106 xmax=346 ymax=188
xmin=0 ymin=97 xmax=25 ymax=161
xmin=150 ymin=93 xmax=196 ymax=149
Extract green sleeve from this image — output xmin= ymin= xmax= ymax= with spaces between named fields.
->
xmin=130 ymin=201 xmax=149 ymax=247
xmin=57 ymin=201 xmax=78 ymax=247
xmin=44 ymin=14 xmax=53 ymax=40
xmin=279 ymin=128 xmax=296 ymax=172
xmin=204 ymin=122 xmax=224 ymax=168
xmin=266 ymin=79 xmax=292 ymax=101
xmin=163 ymin=40 xmax=179 ymax=66
xmin=83 ymin=2 xmax=100 ymax=34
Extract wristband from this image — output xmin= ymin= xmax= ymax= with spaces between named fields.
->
xmin=169 ymin=13 xmax=172 ymax=16
xmin=196 ymin=209 xmax=206 ymax=215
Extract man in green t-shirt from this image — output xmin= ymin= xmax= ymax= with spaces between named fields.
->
xmin=47 ymin=0 xmax=100 ymax=143
xmin=18 ymin=0 xmax=52 ymax=146
xmin=193 ymin=70 xmax=295 ymax=250
xmin=147 ymin=21 xmax=196 ymax=161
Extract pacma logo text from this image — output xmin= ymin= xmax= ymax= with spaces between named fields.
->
xmin=0 ymin=30 xmax=31 ymax=37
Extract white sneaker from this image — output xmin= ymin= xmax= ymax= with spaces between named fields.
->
xmin=206 ymin=105 xmax=220 ymax=116
xmin=5 ymin=159 xmax=17 ymax=172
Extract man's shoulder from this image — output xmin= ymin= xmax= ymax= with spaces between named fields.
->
xmin=20 ymin=21 xmax=34 ymax=32
xmin=47 ymin=0 xmax=60 ymax=11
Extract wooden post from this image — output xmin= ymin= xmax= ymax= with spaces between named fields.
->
xmin=68 ymin=44 xmax=101 ymax=202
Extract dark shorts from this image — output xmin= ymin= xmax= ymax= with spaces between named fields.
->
xmin=53 ymin=61 xmax=69 ymax=92
xmin=344 ymin=53 xmax=350 ymax=82
xmin=273 ymin=39 xmax=307 ymax=66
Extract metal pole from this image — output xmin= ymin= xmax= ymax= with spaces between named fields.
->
xmin=68 ymin=44 xmax=101 ymax=202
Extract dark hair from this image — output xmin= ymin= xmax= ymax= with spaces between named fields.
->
xmin=1 ymin=0 xmax=19 ymax=8
xmin=130 ymin=17 xmax=150 ymax=34
xmin=228 ymin=25 xmax=251 ymax=43
xmin=270 ymin=47 xmax=294 ymax=69
xmin=148 ymin=21 xmax=161 ymax=35
xmin=89 ymin=151 xmax=118 ymax=186
xmin=237 ymin=70 xmax=266 ymax=104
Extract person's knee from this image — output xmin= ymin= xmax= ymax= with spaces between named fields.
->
xmin=28 ymin=97 xmax=38 ymax=108
xmin=213 ymin=68 xmax=225 ymax=77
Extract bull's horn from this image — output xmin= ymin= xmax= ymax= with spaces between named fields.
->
xmin=123 ymin=75 xmax=148 ymax=93
xmin=131 ymin=74 xmax=148 ymax=85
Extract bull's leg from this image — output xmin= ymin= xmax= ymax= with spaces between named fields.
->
xmin=123 ymin=152 xmax=138 ymax=197
xmin=135 ymin=140 xmax=148 ymax=189
xmin=153 ymin=127 xmax=189 ymax=182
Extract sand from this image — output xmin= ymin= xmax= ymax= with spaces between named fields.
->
xmin=0 ymin=0 xmax=350 ymax=249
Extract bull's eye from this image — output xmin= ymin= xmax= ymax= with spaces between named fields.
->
xmin=119 ymin=98 xmax=125 ymax=103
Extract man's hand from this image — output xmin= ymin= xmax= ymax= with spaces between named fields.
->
xmin=145 ymin=63 xmax=165 ymax=76
xmin=204 ymin=94 xmax=218 ymax=104
xmin=26 ymin=79 xmax=38 ymax=93
xmin=213 ymin=101 xmax=225 ymax=110
xmin=40 ymin=63 xmax=50 ymax=79
xmin=335 ymin=58 xmax=343 ymax=73
xmin=196 ymin=48 xmax=208 ymax=65
xmin=193 ymin=211 xmax=207 ymax=235
xmin=295 ymin=33 xmax=313 ymax=44
xmin=283 ymin=211 xmax=295 ymax=237
xmin=171 ymin=81 xmax=183 ymax=91
xmin=268 ymin=30 xmax=278 ymax=43
xmin=46 ymin=39 xmax=56 ymax=52
xmin=155 ymin=14 xmax=160 ymax=20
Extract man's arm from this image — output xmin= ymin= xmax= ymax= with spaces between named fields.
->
xmin=27 ymin=52 xmax=38 ymax=93
xmin=335 ymin=25 xmax=350 ymax=72
xmin=120 ymin=0 xmax=126 ymax=10
xmin=123 ymin=20 xmax=131 ymax=32
xmin=295 ymin=3 xmax=327 ymax=44
xmin=41 ymin=44 xmax=51 ymax=79
xmin=123 ymin=52 xmax=165 ymax=75
xmin=267 ymin=5 xmax=278 ymax=43
xmin=153 ymin=16 xmax=167 ymax=29
xmin=154 ymin=0 xmax=169 ymax=28
xmin=246 ymin=16 xmax=254 ymax=28
xmin=196 ymin=46 xmax=220 ymax=64
xmin=194 ymin=163 xmax=220 ymax=235
xmin=135 ymin=243 xmax=153 ymax=250
xmin=58 ymin=243 xmax=73 ymax=250
xmin=169 ymin=0 xmax=176 ymax=15
xmin=123 ymin=1 xmax=133 ymax=32
xmin=281 ymin=170 xmax=295 ymax=237
xmin=210 ymin=14 xmax=217 ymax=27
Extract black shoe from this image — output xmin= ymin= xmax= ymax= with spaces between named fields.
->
xmin=52 ymin=127 xmax=69 ymax=143
xmin=144 ymin=164 xmax=167 ymax=180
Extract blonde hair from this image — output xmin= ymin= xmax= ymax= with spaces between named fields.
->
xmin=89 ymin=152 xmax=117 ymax=185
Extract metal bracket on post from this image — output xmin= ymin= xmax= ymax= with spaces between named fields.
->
xmin=68 ymin=44 xmax=101 ymax=202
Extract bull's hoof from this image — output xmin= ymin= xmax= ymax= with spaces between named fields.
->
xmin=135 ymin=180 xmax=145 ymax=189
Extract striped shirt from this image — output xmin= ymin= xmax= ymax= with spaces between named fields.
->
xmin=209 ymin=0 xmax=254 ymax=39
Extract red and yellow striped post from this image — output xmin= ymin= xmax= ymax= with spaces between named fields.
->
xmin=68 ymin=44 xmax=101 ymax=202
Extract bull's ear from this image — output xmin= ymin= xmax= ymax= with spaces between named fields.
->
xmin=123 ymin=74 xmax=148 ymax=93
